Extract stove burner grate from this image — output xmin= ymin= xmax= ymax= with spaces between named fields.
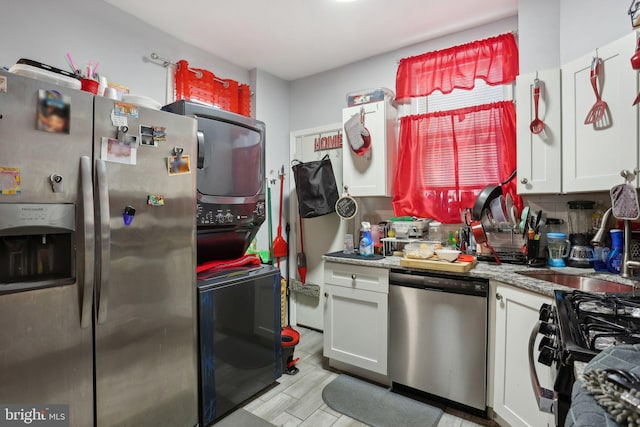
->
xmin=565 ymin=291 xmax=640 ymax=352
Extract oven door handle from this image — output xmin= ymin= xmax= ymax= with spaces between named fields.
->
xmin=528 ymin=320 xmax=557 ymax=415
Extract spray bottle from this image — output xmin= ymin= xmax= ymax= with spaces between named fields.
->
xmin=359 ymin=221 xmax=374 ymax=257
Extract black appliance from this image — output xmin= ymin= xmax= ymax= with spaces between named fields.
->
xmin=197 ymin=264 xmax=281 ymax=426
xmin=566 ymin=200 xmax=596 ymax=268
xmin=163 ymin=100 xmax=267 ymax=262
xmin=530 ymin=290 xmax=640 ymax=426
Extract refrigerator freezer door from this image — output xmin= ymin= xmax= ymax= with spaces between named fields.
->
xmin=92 ymin=96 xmax=198 ymax=426
xmin=0 ymin=70 xmax=94 ymax=426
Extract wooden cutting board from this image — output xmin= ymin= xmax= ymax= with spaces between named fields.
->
xmin=399 ymin=257 xmax=477 ymax=272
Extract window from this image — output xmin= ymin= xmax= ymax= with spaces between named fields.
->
xmin=397 ymin=79 xmax=510 ymax=117
xmin=392 ymin=33 xmax=521 ymax=223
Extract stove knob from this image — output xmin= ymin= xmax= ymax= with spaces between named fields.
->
xmin=224 ymin=212 xmax=234 ymax=223
xmin=215 ymin=212 xmax=225 ymax=224
xmin=539 ymin=303 xmax=553 ymax=321
xmin=538 ymin=322 xmax=556 ymax=335
xmin=538 ymin=345 xmax=557 ymax=366
xmin=538 ymin=336 xmax=556 ymax=351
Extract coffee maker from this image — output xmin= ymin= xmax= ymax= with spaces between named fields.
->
xmin=566 ymin=200 xmax=596 ymax=268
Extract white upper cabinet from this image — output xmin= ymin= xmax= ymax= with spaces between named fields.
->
xmin=342 ymin=100 xmax=397 ymax=197
xmin=562 ymin=31 xmax=639 ymax=192
xmin=516 ymin=69 xmax=562 ymax=194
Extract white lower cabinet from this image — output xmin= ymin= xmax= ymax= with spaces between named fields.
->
xmin=323 ymin=262 xmax=389 ymax=376
xmin=492 ymin=282 xmax=554 ymax=427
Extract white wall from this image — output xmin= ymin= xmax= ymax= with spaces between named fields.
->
xmin=559 ymin=0 xmax=630 ymax=66
xmin=518 ymin=0 xmax=630 ymax=75
xmin=0 ymin=0 xmax=250 ymax=105
xmin=252 ymin=69 xmax=292 ymax=259
xmin=518 ymin=0 xmax=560 ymax=74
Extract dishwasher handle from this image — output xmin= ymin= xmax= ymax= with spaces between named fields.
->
xmin=389 ymin=271 xmax=488 ymax=297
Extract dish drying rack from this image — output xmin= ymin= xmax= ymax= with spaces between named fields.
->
xmin=381 ymin=237 xmax=426 ymax=256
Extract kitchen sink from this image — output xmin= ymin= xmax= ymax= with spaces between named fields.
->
xmin=517 ymin=271 xmax=635 ymax=293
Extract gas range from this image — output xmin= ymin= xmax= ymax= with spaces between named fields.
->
xmin=533 ymin=290 xmax=640 ymax=426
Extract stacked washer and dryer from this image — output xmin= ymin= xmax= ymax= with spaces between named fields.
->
xmin=163 ymin=101 xmax=282 ymax=426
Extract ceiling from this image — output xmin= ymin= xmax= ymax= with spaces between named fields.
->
xmin=103 ymin=0 xmax=518 ymax=81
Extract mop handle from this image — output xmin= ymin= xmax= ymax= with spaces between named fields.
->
xmin=278 ymin=168 xmax=284 ymax=231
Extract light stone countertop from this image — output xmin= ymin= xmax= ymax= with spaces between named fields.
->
xmin=322 ymin=253 xmax=640 ymax=297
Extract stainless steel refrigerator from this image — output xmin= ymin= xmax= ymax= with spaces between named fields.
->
xmin=0 ymin=70 xmax=198 ymax=426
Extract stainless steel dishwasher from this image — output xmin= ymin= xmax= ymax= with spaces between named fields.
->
xmin=389 ymin=268 xmax=488 ymax=413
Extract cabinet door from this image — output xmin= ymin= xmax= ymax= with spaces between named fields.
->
xmin=516 ymin=69 xmax=562 ymax=194
xmin=342 ymin=101 xmax=397 ymax=196
xmin=323 ymin=284 xmax=388 ymax=375
xmin=493 ymin=284 xmax=553 ymax=427
xmin=562 ymin=31 xmax=639 ymax=192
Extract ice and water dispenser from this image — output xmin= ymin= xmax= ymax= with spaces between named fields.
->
xmin=0 ymin=204 xmax=75 ymax=292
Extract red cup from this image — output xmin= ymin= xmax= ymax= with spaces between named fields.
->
xmin=81 ymin=78 xmax=99 ymax=94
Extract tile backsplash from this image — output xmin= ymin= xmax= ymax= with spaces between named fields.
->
xmin=523 ymin=191 xmax=612 ymax=233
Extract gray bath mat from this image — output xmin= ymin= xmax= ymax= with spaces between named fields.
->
xmin=322 ymin=374 xmax=443 ymax=427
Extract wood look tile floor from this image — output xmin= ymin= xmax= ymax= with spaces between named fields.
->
xmin=238 ymin=326 xmax=494 ymax=427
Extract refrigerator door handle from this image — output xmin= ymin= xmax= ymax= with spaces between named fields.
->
xmin=80 ymin=156 xmax=95 ymax=329
xmin=96 ymin=159 xmax=111 ymax=324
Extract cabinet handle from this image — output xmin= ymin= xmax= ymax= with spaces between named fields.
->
xmin=520 ymin=178 xmax=528 ymax=184
xmin=496 ymin=293 xmax=503 ymax=301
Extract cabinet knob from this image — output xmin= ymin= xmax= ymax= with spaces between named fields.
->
xmin=324 ymin=292 xmax=328 ymax=298
xmin=520 ymin=178 xmax=528 ymax=184
xmin=351 ymin=274 xmax=357 ymax=280
xmin=496 ymin=293 xmax=503 ymax=301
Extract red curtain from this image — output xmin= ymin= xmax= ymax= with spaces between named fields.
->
xmin=396 ymin=33 xmax=519 ymax=101
xmin=392 ymin=101 xmax=521 ymax=223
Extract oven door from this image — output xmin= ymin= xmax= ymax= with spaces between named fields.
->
xmin=528 ymin=320 xmax=559 ymax=426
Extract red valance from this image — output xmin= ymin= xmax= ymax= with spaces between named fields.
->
xmin=396 ymin=33 xmax=519 ymax=101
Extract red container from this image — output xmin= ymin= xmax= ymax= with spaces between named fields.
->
xmin=174 ymin=60 xmax=251 ymax=117
xmin=81 ymin=78 xmax=99 ymax=95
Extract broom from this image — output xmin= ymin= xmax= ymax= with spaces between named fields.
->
xmin=272 ymin=167 xmax=287 ymax=265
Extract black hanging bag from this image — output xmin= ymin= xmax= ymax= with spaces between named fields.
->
xmin=291 ymin=154 xmax=340 ymax=218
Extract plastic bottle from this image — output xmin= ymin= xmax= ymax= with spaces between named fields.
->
xmin=606 ymin=229 xmax=623 ymax=274
xmin=593 ymin=245 xmax=610 ymax=272
xmin=359 ymin=221 xmax=374 ymax=257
